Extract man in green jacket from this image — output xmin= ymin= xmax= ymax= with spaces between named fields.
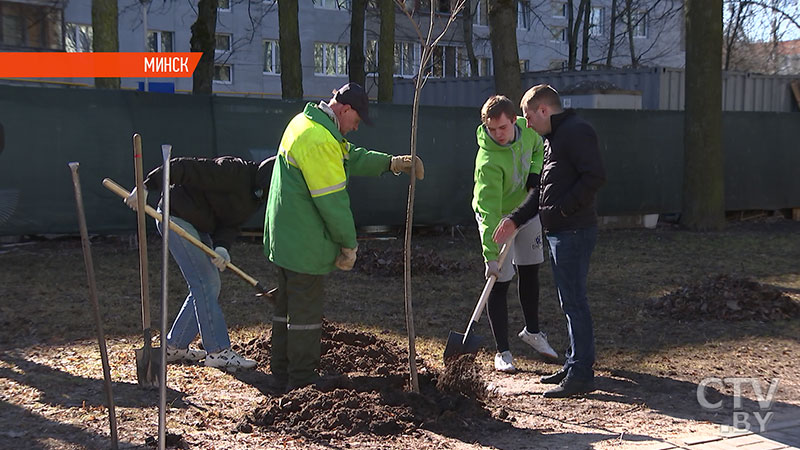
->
xmin=264 ymin=82 xmax=424 ymax=390
xmin=473 ymin=95 xmax=557 ymax=374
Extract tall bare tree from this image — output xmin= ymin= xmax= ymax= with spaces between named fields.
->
xmin=566 ymin=0 xmax=589 ymax=70
xmin=580 ymin=0 xmax=592 ymax=69
xmin=278 ymin=0 xmax=303 ymax=99
xmin=489 ymin=0 xmax=522 ymax=105
xmin=350 ymin=0 xmax=368 ymax=86
xmin=722 ymin=0 xmax=800 ymax=74
xmin=92 ymin=0 xmax=120 ymax=89
xmin=190 ymin=0 xmax=217 ymax=94
xmin=606 ymin=0 xmax=619 ymax=66
xmin=461 ymin=0 xmax=479 ymax=76
xmin=378 ymin=0 xmax=395 ymax=102
xmin=681 ymin=0 xmax=724 ymax=230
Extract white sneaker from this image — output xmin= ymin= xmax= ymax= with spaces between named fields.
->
xmin=166 ymin=345 xmax=207 ymax=363
xmin=205 ymin=348 xmax=257 ymax=371
xmin=518 ymin=328 xmax=559 ymax=360
xmin=494 ymin=350 xmax=517 ymax=373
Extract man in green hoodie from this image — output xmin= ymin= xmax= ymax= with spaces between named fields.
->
xmin=264 ymin=82 xmax=424 ymax=391
xmin=473 ymin=95 xmax=558 ymax=373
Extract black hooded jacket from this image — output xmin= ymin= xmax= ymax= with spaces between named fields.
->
xmin=144 ymin=156 xmax=275 ymax=249
xmin=538 ymin=110 xmax=606 ymax=232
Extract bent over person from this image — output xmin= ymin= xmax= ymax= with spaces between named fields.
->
xmin=496 ymin=84 xmax=606 ymax=397
xmin=473 ymin=95 xmax=557 ymax=374
xmin=126 ymin=155 xmax=275 ymax=371
xmin=264 ymin=82 xmax=424 ymax=391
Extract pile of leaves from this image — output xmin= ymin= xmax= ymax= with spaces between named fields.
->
xmin=355 ymin=245 xmax=469 ymax=276
xmin=242 ymin=322 xmax=497 ymax=438
xmin=649 ymin=274 xmax=800 ymax=321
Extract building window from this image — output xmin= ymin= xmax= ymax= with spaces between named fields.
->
xmin=552 ymin=1 xmax=566 ymax=18
xmin=217 ymin=0 xmax=230 ymax=11
xmin=263 ymin=40 xmax=280 ymax=74
xmin=147 ymin=31 xmax=173 ymax=52
xmin=474 ymin=0 xmax=488 ymax=26
xmin=0 ymin=2 xmax=63 ymax=50
xmin=65 ymin=23 xmax=92 ymax=52
xmin=519 ymin=59 xmax=529 ymax=72
xmin=589 ymin=7 xmax=604 ymax=36
xmin=213 ymin=64 xmax=232 ymax=83
xmin=549 ymin=59 xmax=566 ymax=70
xmin=314 ymin=0 xmax=350 ymax=10
xmin=426 ymin=45 xmax=470 ymax=78
xmin=314 ymin=42 xmax=348 ymax=75
xmin=366 ymin=39 xmax=378 ymax=73
xmin=456 ymin=47 xmax=470 ymax=77
xmin=394 ymin=41 xmax=419 ymax=77
xmin=517 ymin=0 xmax=530 ymax=29
xmin=215 ymin=33 xmax=231 ymax=52
xmin=550 ymin=26 xmax=566 ymax=42
xmin=478 ymin=57 xmax=492 ymax=76
xmin=633 ymin=10 xmax=647 ymax=37
xmin=436 ymin=0 xmax=450 ymax=14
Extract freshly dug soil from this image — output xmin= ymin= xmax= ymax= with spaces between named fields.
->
xmin=242 ymin=322 xmax=497 ymax=438
xmin=649 ymin=273 xmax=800 ymax=321
xmin=355 ymin=244 xmax=469 ymax=276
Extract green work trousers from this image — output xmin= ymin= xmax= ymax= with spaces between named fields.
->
xmin=270 ymin=266 xmax=324 ymax=388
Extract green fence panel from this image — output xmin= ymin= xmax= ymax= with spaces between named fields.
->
xmin=1 ymin=84 xmax=799 ymax=237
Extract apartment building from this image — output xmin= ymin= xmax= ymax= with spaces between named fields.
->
xmin=0 ymin=0 xmax=685 ymax=98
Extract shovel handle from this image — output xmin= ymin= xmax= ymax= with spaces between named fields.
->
xmin=463 ymin=228 xmax=519 ymax=339
xmin=133 ymin=133 xmax=151 ymax=331
xmin=102 ymin=178 xmax=272 ymax=297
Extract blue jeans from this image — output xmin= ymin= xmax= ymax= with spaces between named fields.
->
xmin=156 ymin=215 xmax=231 ymax=354
xmin=546 ymin=226 xmax=597 ymax=381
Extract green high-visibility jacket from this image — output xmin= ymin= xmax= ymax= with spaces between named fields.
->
xmin=264 ymin=102 xmax=392 ymax=275
xmin=472 ymin=116 xmax=544 ymax=262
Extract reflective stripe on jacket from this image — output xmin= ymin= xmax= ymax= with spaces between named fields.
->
xmin=264 ymin=102 xmax=392 ymax=274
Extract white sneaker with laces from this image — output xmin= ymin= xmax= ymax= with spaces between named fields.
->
xmin=494 ymin=350 xmax=517 ymax=373
xmin=204 ymin=348 xmax=257 ymax=371
xmin=166 ymin=345 xmax=207 ymax=363
xmin=518 ymin=328 xmax=559 ymax=360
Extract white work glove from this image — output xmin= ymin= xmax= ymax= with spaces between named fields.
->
xmin=124 ymin=187 xmax=147 ymax=211
xmin=211 ymin=247 xmax=230 ymax=272
xmin=390 ymin=155 xmax=425 ymax=180
xmin=484 ymin=260 xmax=500 ymax=280
xmin=335 ymin=246 xmax=358 ymax=271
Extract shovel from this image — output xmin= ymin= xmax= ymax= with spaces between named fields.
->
xmin=132 ymin=133 xmax=160 ymax=388
xmin=443 ymin=228 xmax=518 ymax=360
xmin=102 ymin=178 xmax=277 ymax=300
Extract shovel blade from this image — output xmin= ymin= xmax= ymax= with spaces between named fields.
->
xmin=443 ymin=328 xmax=482 ymax=361
xmin=135 ymin=332 xmax=161 ymax=388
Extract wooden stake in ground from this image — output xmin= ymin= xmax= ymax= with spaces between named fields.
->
xmin=68 ymin=162 xmax=119 ymax=450
xmin=395 ymin=0 xmax=466 ymax=393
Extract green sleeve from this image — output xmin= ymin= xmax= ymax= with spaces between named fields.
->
xmin=312 ymin=189 xmax=358 ymax=249
xmin=473 ymin=163 xmax=503 ymax=262
xmin=348 ymin=144 xmax=392 ymax=177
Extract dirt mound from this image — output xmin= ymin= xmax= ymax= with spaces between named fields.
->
xmin=242 ymin=322 xmax=496 ymax=438
xmin=649 ymin=274 xmax=800 ymax=321
xmin=355 ymin=245 xmax=468 ymax=276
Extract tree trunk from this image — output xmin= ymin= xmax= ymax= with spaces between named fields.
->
xmin=568 ymin=0 xmax=588 ymax=70
xmin=377 ymin=0 xmax=394 ymax=103
xmin=624 ymin=0 xmax=636 ymax=67
xmin=91 ymin=0 xmax=119 ymax=89
xmin=190 ymin=0 xmax=217 ymax=95
xmin=278 ymin=0 xmax=303 ymax=99
xmin=349 ymin=0 xmax=367 ymax=87
xmin=463 ymin=0 xmax=479 ymax=76
xmin=581 ymin=0 xmax=591 ymax=69
xmin=681 ymin=0 xmax=724 ymax=231
xmin=488 ymin=0 xmax=521 ymax=106
xmin=723 ymin=2 xmax=746 ymax=71
xmin=606 ymin=0 xmax=617 ymax=67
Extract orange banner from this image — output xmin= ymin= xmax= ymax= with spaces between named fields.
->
xmin=0 ymin=52 xmax=202 ymax=78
